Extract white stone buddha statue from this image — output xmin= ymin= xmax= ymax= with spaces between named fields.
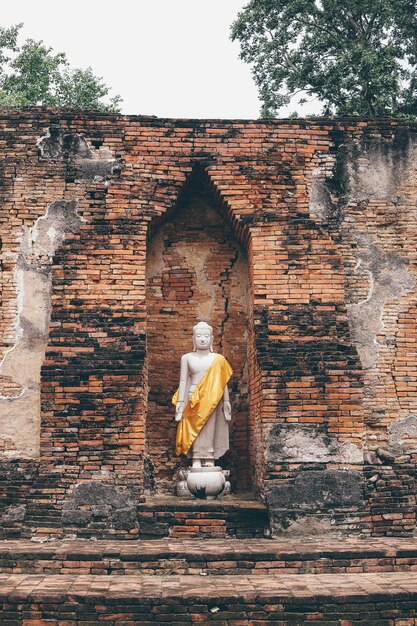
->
xmin=173 ymin=322 xmax=232 ymax=469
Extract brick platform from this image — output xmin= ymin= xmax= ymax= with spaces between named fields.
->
xmin=2 ymin=538 xmax=417 ymax=623
xmin=1 ymin=571 xmax=417 ymax=624
xmin=23 ymin=494 xmax=269 ymax=540
xmin=2 ymin=537 xmax=417 ymax=576
xmin=136 ymin=495 xmax=268 ymax=539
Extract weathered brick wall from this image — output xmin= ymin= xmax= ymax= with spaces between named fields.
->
xmin=0 ymin=109 xmax=416 ymax=537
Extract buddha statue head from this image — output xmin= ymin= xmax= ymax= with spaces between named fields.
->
xmin=192 ymin=321 xmax=214 ymax=352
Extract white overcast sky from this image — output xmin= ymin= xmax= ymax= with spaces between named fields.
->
xmin=1 ymin=0 xmax=265 ymax=119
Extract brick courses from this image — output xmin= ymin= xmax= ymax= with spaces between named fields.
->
xmin=2 ymin=537 xmax=417 ymax=576
xmin=1 ymin=570 xmax=417 ymax=625
xmin=0 ymin=110 xmax=417 ymax=537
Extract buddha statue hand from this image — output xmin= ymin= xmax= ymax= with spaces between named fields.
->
xmin=223 ymin=401 xmax=231 ymax=422
xmin=175 ymin=401 xmax=184 ymax=422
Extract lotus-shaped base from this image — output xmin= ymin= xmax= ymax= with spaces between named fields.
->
xmin=186 ymin=466 xmax=226 ymax=499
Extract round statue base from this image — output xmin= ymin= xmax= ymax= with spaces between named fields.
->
xmin=186 ymin=466 xmax=226 ymax=499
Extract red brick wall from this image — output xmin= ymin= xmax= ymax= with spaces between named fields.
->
xmin=0 ymin=110 xmax=416 ymax=536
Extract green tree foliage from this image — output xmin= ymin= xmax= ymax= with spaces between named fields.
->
xmin=231 ymin=0 xmax=417 ymax=117
xmin=0 ymin=24 xmax=122 ymax=112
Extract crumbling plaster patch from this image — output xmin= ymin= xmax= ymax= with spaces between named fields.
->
xmin=268 ymin=514 xmax=348 ymax=538
xmin=37 ymin=126 xmax=119 ymax=181
xmin=308 ymin=151 xmax=338 ymax=223
xmin=267 ymin=423 xmax=363 ymax=464
xmin=146 ymin=202 xmax=237 ymax=323
xmin=309 ymin=139 xmax=417 ymax=371
xmin=0 ymin=200 xmax=85 ymax=459
xmin=62 ymin=482 xmax=138 ymax=531
xmin=347 ymin=235 xmax=415 ymax=369
xmin=175 ymin=242 xmax=215 ymax=320
xmin=345 ymin=136 xmax=417 ymax=201
xmin=388 ymin=414 xmax=417 ymax=453
xmin=267 ymin=469 xmax=364 ymax=511
xmin=343 ymin=137 xmax=417 ymax=368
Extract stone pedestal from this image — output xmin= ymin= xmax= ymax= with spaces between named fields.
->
xmin=187 ymin=466 xmax=226 ymax=499
xmin=175 ymin=468 xmax=231 ymax=497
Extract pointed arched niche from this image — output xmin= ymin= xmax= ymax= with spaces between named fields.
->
xmin=145 ymin=169 xmax=251 ymax=493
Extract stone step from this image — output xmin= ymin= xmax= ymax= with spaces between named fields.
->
xmin=1 ymin=571 xmax=416 ymax=624
xmin=2 ymin=537 xmax=417 ymax=576
xmin=22 ymin=493 xmax=269 ymax=540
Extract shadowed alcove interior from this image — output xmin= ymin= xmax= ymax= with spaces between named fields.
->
xmin=145 ymin=168 xmax=251 ymax=493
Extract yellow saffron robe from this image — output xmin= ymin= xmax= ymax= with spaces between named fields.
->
xmin=173 ymin=353 xmax=233 ymax=456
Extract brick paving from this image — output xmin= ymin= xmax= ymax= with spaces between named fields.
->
xmin=2 ymin=537 xmax=417 ymax=577
xmin=1 ymin=571 xmax=417 ymax=624
xmin=1 ymin=570 xmax=417 ymax=599
xmin=1 ymin=538 xmax=417 ymax=622
xmin=2 ymin=535 xmax=417 ymax=558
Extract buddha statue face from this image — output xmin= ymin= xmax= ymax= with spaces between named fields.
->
xmin=193 ymin=322 xmax=213 ymax=352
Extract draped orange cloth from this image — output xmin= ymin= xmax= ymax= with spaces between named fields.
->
xmin=173 ymin=353 xmax=233 ymax=456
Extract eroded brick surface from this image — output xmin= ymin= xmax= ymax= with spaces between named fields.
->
xmin=0 ymin=571 xmax=417 ymax=625
xmin=0 ymin=110 xmax=417 ymax=537
xmin=2 ymin=536 xmax=417 ymax=576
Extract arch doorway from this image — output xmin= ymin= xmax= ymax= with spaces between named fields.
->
xmin=145 ymin=171 xmax=251 ymax=493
